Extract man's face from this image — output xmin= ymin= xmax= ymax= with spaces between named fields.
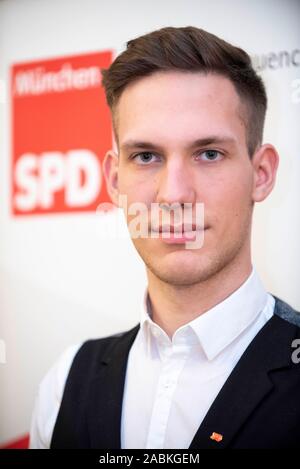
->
xmin=107 ymin=71 xmax=257 ymax=286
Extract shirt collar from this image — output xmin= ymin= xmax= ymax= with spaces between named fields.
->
xmin=139 ymin=265 xmax=269 ymax=360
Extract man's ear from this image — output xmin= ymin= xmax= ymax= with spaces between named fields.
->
xmin=102 ymin=149 xmax=119 ymax=207
xmin=251 ymin=143 xmax=279 ymax=203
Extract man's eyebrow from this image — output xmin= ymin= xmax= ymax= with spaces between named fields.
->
xmin=120 ymin=136 xmax=237 ymax=152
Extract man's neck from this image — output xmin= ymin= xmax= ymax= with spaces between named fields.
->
xmin=146 ymin=260 xmax=253 ymax=340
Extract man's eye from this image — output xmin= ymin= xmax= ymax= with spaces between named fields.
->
xmin=197 ymin=150 xmax=223 ymax=161
xmin=132 ymin=152 xmax=159 ymax=164
xmin=131 ymin=150 xmax=222 ymax=164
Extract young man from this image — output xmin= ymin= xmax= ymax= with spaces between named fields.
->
xmin=30 ymin=26 xmax=300 ymax=449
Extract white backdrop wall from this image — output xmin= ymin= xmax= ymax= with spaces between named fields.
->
xmin=0 ymin=0 xmax=299 ymax=444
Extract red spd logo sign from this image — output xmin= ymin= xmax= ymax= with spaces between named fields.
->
xmin=11 ymin=51 xmax=113 ymax=215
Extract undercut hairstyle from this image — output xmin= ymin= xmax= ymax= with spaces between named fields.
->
xmin=101 ymin=26 xmax=267 ymax=158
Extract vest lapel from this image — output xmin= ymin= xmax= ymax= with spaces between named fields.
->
xmin=87 ymin=324 xmax=140 ymax=449
xmin=189 ymin=306 xmax=296 ymax=449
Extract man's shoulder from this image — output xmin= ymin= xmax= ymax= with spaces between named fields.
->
xmin=272 ymin=295 xmax=300 ymax=328
xmin=79 ymin=323 xmax=140 ymax=352
xmin=69 ymin=323 xmax=140 ymax=375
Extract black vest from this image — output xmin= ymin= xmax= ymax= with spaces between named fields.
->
xmin=50 ymin=295 xmax=300 ymax=449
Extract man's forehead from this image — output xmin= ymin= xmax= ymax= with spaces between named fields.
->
xmin=118 ymin=70 xmax=239 ymax=105
xmin=113 ymin=71 xmax=246 ymax=150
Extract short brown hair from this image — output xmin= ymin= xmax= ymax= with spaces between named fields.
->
xmin=101 ymin=26 xmax=267 ymax=157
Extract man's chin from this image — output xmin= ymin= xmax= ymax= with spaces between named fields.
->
xmin=133 ymin=237 xmax=218 ymax=285
xmin=144 ymin=255 xmax=213 ymax=287
xmin=148 ymin=269 xmax=209 ymax=287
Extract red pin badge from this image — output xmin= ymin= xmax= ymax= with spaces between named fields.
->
xmin=210 ymin=432 xmax=223 ymax=443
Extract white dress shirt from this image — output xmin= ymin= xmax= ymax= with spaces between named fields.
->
xmin=29 ymin=265 xmax=275 ymax=449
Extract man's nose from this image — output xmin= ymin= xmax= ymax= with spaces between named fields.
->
xmin=156 ymin=159 xmax=196 ymax=207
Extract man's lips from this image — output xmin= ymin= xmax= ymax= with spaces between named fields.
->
xmin=151 ymin=223 xmax=205 ymax=233
xmin=149 ymin=225 xmax=208 ymax=244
